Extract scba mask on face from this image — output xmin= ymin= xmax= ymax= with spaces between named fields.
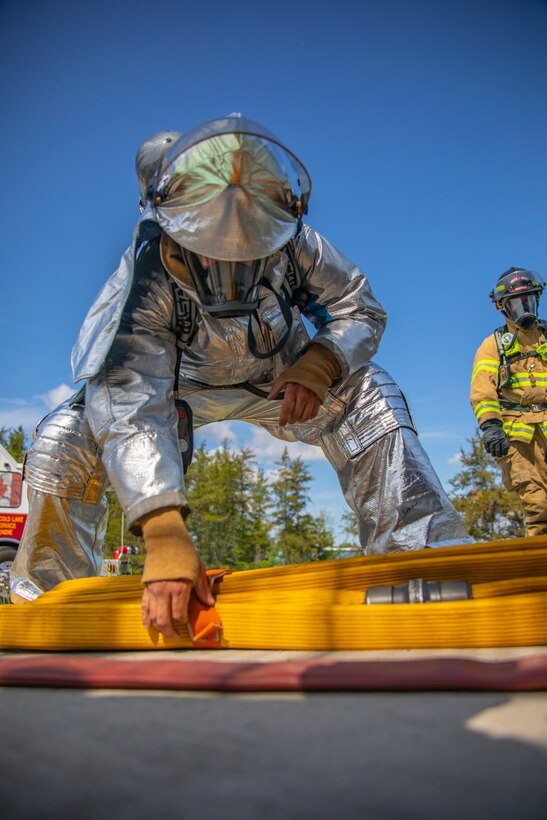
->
xmin=180 ymin=248 xmax=294 ymax=358
xmin=181 ymin=251 xmax=267 ymax=317
xmin=502 ymin=293 xmax=539 ymax=329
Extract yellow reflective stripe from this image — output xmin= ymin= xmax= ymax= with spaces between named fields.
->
xmin=509 ymin=372 xmax=547 ymax=386
xmin=503 ymin=420 xmax=535 ymax=440
xmin=472 ymin=359 xmax=499 ymax=381
xmin=474 ymin=401 xmax=502 ymax=421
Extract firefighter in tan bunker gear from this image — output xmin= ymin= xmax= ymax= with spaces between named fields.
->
xmin=471 ymin=267 xmax=547 ymax=536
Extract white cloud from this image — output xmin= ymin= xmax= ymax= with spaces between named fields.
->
xmin=195 ymin=420 xmax=240 ymax=448
xmin=0 ymin=383 xmax=76 ymax=434
xmin=0 ymin=403 xmax=46 ymax=432
xmin=38 ymin=383 xmax=75 ymax=410
xmin=448 ymin=452 xmax=463 ymax=465
xmin=247 ymin=427 xmax=327 ymax=464
xmin=195 ymin=419 xmax=327 ymax=466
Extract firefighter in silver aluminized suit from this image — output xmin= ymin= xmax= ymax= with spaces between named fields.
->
xmin=11 ymin=116 xmax=469 ymax=635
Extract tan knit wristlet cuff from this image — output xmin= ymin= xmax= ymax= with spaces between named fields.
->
xmin=140 ymin=507 xmax=200 ymax=585
xmin=282 ymin=343 xmax=342 ymax=401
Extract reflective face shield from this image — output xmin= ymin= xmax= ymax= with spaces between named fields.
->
xmin=502 ymin=293 xmax=539 ymax=329
xmin=151 ymin=116 xmax=312 ymax=262
xmin=181 ymin=251 xmax=267 ymax=317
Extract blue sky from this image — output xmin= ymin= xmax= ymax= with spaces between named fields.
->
xmin=1 ymin=0 xmax=546 ymax=541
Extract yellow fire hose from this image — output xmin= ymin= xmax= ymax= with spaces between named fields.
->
xmin=1 ymin=536 xmax=546 ymax=651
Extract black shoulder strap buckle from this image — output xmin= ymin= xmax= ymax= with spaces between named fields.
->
xmin=169 ymin=280 xmax=198 ymax=392
xmin=170 ymin=280 xmax=198 ymax=348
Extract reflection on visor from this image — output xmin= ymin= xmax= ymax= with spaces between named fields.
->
xmin=159 ymin=134 xmax=302 ymax=213
xmin=182 ymin=250 xmax=266 ymax=317
xmin=156 ymin=118 xmax=311 ymax=209
xmin=152 ymin=116 xmax=312 ymax=262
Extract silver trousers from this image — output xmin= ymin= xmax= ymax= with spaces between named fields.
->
xmin=11 ymin=367 xmax=469 ymax=599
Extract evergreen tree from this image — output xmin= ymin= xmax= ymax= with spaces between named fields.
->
xmin=184 ymin=442 xmax=258 ymax=568
xmin=183 ymin=443 xmax=338 ymax=568
xmin=448 ymin=431 xmax=525 ymax=540
xmin=337 ymin=510 xmax=361 ymax=556
xmin=300 ymin=509 xmax=336 ymax=561
xmin=270 ymin=448 xmax=332 ymax=563
xmin=104 ymin=490 xmax=142 ymax=553
xmin=243 ymin=467 xmax=274 ymax=567
xmin=0 ymin=425 xmax=28 ymax=463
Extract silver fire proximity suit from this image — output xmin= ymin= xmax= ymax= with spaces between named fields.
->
xmin=10 ymin=119 xmax=468 ymax=602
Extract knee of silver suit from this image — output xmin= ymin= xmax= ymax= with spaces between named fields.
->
xmin=330 ymin=364 xmax=417 ymax=459
xmin=24 ymin=398 xmax=108 ymax=503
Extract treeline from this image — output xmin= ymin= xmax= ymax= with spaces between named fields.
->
xmin=449 ymin=432 xmax=525 ymax=540
xmin=1 ymin=424 xmax=526 ymax=563
xmin=106 ymin=442 xmax=359 ymax=568
xmin=185 ymin=443 xmax=352 ymax=567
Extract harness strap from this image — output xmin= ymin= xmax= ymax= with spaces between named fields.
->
xmin=494 ymin=326 xmax=514 ymax=390
xmin=247 ymin=278 xmax=294 ymax=359
xmin=169 ymin=279 xmax=198 ymax=392
xmin=168 ymin=241 xmax=303 ymax=360
xmin=494 ymin=324 xmax=547 ymax=392
xmin=499 ymin=400 xmax=547 ymax=412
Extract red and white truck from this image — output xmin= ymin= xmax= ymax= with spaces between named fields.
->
xmin=0 ymin=443 xmax=28 ymax=569
xmin=0 ymin=443 xmax=140 ymax=600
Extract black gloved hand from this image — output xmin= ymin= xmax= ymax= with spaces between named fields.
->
xmin=480 ymin=419 xmax=510 ymax=458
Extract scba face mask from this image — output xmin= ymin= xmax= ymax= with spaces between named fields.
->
xmin=180 ymin=247 xmax=294 ymax=359
xmin=181 ymin=250 xmax=267 ymax=317
xmin=502 ymin=292 xmax=539 ymax=329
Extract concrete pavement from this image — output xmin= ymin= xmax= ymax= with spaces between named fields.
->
xmin=0 ymin=648 xmax=546 ymax=820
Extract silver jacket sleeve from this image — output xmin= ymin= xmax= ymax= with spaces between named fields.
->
xmin=294 ymin=225 xmax=387 ymax=376
xmin=85 ymin=241 xmax=187 ymax=530
xmin=71 ymin=245 xmax=135 ymax=383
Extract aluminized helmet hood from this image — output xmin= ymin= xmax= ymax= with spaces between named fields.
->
xmin=135 ymin=131 xmax=183 ymax=203
xmin=150 ymin=115 xmax=312 ymax=261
